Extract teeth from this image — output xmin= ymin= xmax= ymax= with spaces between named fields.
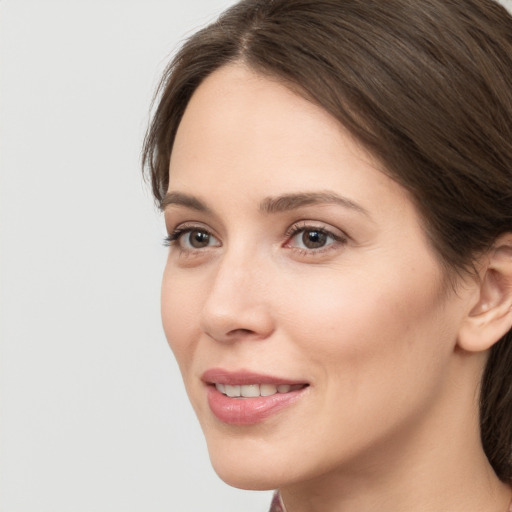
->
xmin=225 ymin=384 xmax=240 ymax=397
xmin=260 ymin=384 xmax=278 ymax=396
xmin=215 ymin=383 xmax=303 ymax=398
xmin=241 ymin=384 xmax=260 ymax=397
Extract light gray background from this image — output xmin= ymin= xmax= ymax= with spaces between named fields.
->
xmin=0 ymin=1 xmax=270 ymax=511
xmin=1 ymin=1 xmax=511 ymax=511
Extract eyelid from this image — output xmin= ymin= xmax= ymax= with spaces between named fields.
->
xmin=283 ymin=220 xmax=349 ymax=255
xmin=166 ymin=221 xmax=215 ymax=238
xmin=164 ymin=222 xmax=221 ymax=250
xmin=163 ymin=219 xmax=349 ymax=257
xmin=284 ymin=220 xmax=348 ymax=242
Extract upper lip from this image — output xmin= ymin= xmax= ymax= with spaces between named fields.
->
xmin=201 ymin=368 xmax=309 ymax=386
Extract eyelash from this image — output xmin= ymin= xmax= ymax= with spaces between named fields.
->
xmin=163 ymin=222 xmax=348 ymax=256
xmin=163 ymin=224 xmax=217 ymax=250
xmin=284 ymin=222 xmax=347 ymax=255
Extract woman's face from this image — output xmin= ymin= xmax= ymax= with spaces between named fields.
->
xmin=161 ymin=64 xmax=472 ymax=490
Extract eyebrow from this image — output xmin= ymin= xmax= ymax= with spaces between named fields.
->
xmin=160 ymin=192 xmax=212 ymax=213
xmin=161 ymin=190 xmax=369 ymax=217
xmin=259 ymin=191 xmax=370 ymax=216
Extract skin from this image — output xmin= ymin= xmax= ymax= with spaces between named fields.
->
xmin=161 ymin=64 xmax=512 ymax=512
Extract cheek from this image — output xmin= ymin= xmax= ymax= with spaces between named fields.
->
xmin=278 ymin=261 xmax=452 ymax=394
xmin=161 ymin=264 xmax=201 ymax=371
xmin=268 ymin=264 xmax=456 ymax=467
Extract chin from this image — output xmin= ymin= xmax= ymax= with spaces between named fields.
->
xmin=204 ymin=434 xmax=292 ymax=491
xmin=211 ymin=460 xmax=282 ymax=491
xmin=215 ymin=469 xmax=278 ymax=491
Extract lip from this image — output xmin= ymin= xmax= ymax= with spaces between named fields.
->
xmin=202 ymin=368 xmax=309 ymax=426
xmin=201 ymin=368 xmax=307 ymax=386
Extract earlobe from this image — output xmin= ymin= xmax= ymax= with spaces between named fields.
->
xmin=457 ymin=234 xmax=512 ymax=353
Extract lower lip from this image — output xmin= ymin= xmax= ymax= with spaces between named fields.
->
xmin=206 ymin=385 xmax=306 ymax=426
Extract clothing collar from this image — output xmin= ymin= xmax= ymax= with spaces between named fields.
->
xmin=269 ymin=491 xmax=512 ymax=512
xmin=268 ymin=491 xmax=286 ymax=512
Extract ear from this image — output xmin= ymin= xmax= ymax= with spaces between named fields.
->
xmin=457 ymin=234 xmax=512 ymax=353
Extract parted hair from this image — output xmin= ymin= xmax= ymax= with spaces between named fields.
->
xmin=143 ymin=0 xmax=512 ymax=482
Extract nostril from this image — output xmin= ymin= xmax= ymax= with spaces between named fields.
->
xmin=231 ymin=328 xmax=255 ymax=335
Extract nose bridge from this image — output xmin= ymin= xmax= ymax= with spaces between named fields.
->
xmin=200 ymin=242 xmax=274 ymax=342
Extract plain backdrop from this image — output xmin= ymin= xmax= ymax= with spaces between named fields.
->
xmin=0 ymin=1 xmax=271 ymax=511
xmin=1 ymin=1 xmax=511 ymax=511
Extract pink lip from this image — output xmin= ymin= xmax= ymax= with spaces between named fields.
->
xmin=201 ymin=368 xmax=307 ymax=386
xmin=202 ymin=368 xmax=309 ymax=426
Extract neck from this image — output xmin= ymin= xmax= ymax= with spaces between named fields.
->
xmin=280 ymin=354 xmax=512 ymax=512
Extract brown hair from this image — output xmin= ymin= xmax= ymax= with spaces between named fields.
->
xmin=143 ymin=0 xmax=512 ymax=482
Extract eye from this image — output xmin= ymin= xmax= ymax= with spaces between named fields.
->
xmin=294 ymin=229 xmax=331 ymax=249
xmin=181 ymin=229 xmax=216 ymax=249
xmin=165 ymin=226 xmax=221 ymax=251
xmin=285 ymin=222 xmax=347 ymax=253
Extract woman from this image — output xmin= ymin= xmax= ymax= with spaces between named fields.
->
xmin=143 ymin=1 xmax=512 ymax=510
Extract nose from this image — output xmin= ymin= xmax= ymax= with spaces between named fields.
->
xmin=199 ymin=249 xmax=275 ymax=344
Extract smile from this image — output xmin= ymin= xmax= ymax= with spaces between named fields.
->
xmin=202 ymin=369 xmax=309 ymax=425
xmin=214 ymin=383 xmax=306 ymax=398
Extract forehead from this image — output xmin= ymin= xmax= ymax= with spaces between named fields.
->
xmin=169 ymin=64 xmax=385 ymax=196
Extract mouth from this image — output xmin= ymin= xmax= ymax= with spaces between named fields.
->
xmin=202 ymin=369 xmax=309 ymax=425
xmin=213 ymin=382 xmax=307 ymax=398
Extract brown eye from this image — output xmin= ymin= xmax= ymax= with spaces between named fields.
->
xmin=187 ymin=230 xmax=211 ymax=248
xmin=174 ymin=227 xmax=221 ymax=251
xmin=165 ymin=225 xmax=221 ymax=252
xmin=301 ymin=230 xmax=328 ymax=249
xmin=286 ymin=224 xmax=345 ymax=254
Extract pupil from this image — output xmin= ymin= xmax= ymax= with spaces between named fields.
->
xmin=303 ymin=230 xmax=326 ymax=248
xmin=190 ymin=230 xmax=209 ymax=248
